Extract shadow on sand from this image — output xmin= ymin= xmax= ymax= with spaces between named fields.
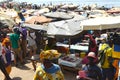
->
xmin=16 ymin=64 xmax=31 ymax=70
xmin=12 ymin=77 xmax=22 ymax=80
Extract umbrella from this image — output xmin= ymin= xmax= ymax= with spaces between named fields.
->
xmin=0 ymin=14 xmax=15 ymax=29
xmin=66 ymin=12 xmax=87 ymax=21
xmin=4 ymin=9 xmax=18 ymax=18
xmin=47 ymin=20 xmax=82 ymax=36
xmin=0 ymin=14 xmax=11 ymax=19
xmin=33 ymin=8 xmax=50 ymax=16
xmin=46 ymin=14 xmax=86 ymax=37
xmin=23 ymin=9 xmax=36 ymax=15
xmin=25 ymin=16 xmax=52 ymax=24
xmin=36 ymin=8 xmax=50 ymax=14
xmin=106 ymin=7 xmax=120 ymax=14
xmin=88 ymin=10 xmax=109 ymax=18
xmin=80 ymin=16 xmax=120 ymax=30
xmin=23 ymin=23 xmax=47 ymax=31
xmin=61 ymin=4 xmax=78 ymax=9
xmin=43 ymin=12 xmax=74 ymax=20
xmin=24 ymin=14 xmax=86 ymax=37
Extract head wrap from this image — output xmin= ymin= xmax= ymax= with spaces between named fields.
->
xmin=87 ymin=52 xmax=96 ymax=59
xmin=2 ymin=38 xmax=10 ymax=46
xmin=40 ymin=50 xmax=61 ymax=60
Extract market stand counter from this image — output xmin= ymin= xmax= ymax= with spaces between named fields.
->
xmin=58 ymin=54 xmax=82 ymax=73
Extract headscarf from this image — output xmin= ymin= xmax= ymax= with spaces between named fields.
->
xmin=40 ymin=50 xmax=61 ymax=60
xmin=2 ymin=38 xmax=10 ymax=46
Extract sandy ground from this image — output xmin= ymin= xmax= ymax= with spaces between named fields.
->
xmin=0 ymin=59 xmax=77 ymax=80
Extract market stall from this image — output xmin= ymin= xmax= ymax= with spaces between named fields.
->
xmin=58 ymin=54 xmax=82 ymax=73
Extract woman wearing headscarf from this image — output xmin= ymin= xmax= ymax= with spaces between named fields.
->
xmin=77 ymin=52 xmax=102 ymax=80
xmin=0 ymin=30 xmax=12 ymax=80
xmin=2 ymin=38 xmax=12 ymax=80
xmin=33 ymin=50 xmax=64 ymax=80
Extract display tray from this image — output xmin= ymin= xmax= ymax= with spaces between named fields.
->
xmin=58 ymin=55 xmax=82 ymax=66
xmin=58 ymin=54 xmax=83 ymax=73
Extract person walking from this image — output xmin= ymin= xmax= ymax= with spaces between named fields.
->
xmin=2 ymin=37 xmax=12 ymax=80
xmin=27 ymin=29 xmax=38 ymax=71
xmin=98 ymin=38 xmax=114 ymax=80
xmin=0 ymin=37 xmax=12 ymax=80
xmin=10 ymin=27 xmax=23 ymax=66
xmin=27 ymin=29 xmax=37 ymax=57
xmin=19 ymin=24 xmax=27 ymax=59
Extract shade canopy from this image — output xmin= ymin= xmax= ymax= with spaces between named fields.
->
xmin=0 ymin=14 xmax=15 ymax=29
xmin=23 ymin=16 xmax=120 ymax=37
xmin=80 ymin=16 xmax=120 ymax=30
xmin=25 ymin=16 xmax=52 ymax=24
xmin=23 ymin=23 xmax=47 ymax=31
xmin=24 ymin=14 xmax=86 ymax=37
xmin=43 ymin=12 xmax=74 ymax=20
xmin=47 ymin=20 xmax=82 ymax=36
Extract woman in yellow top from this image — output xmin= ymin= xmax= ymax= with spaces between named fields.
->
xmin=99 ymin=38 xmax=114 ymax=80
xmin=33 ymin=50 xmax=64 ymax=80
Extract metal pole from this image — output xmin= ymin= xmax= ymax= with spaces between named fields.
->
xmin=68 ymin=37 xmax=71 ymax=54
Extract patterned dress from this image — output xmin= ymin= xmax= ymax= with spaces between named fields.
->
xmin=33 ymin=64 xmax=64 ymax=80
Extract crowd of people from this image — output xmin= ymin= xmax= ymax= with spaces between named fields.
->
xmin=76 ymin=30 xmax=120 ymax=80
xmin=0 ymin=21 xmax=120 ymax=80
xmin=0 ymin=2 xmax=120 ymax=80
xmin=0 ymin=22 xmax=43 ymax=80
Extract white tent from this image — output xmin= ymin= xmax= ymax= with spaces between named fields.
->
xmin=24 ymin=16 xmax=120 ymax=36
xmin=0 ymin=14 xmax=15 ymax=29
xmin=80 ymin=16 xmax=120 ymax=30
xmin=24 ymin=20 xmax=82 ymax=36
xmin=47 ymin=20 xmax=83 ymax=36
xmin=33 ymin=8 xmax=50 ymax=15
xmin=43 ymin=12 xmax=74 ymax=20
xmin=23 ymin=23 xmax=48 ymax=31
xmin=24 ymin=15 xmax=86 ymax=36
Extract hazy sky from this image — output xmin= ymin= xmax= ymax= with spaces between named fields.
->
xmin=0 ymin=0 xmax=119 ymax=2
xmin=0 ymin=0 xmax=120 ymax=5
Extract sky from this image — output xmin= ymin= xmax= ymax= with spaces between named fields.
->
xmin=15 ymin=0 xmax=90 ymax=2
xmin=0 ymin=0 xmax=119 ymax=2
xmin=0 ymin=0 xmax=120 ymax=6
